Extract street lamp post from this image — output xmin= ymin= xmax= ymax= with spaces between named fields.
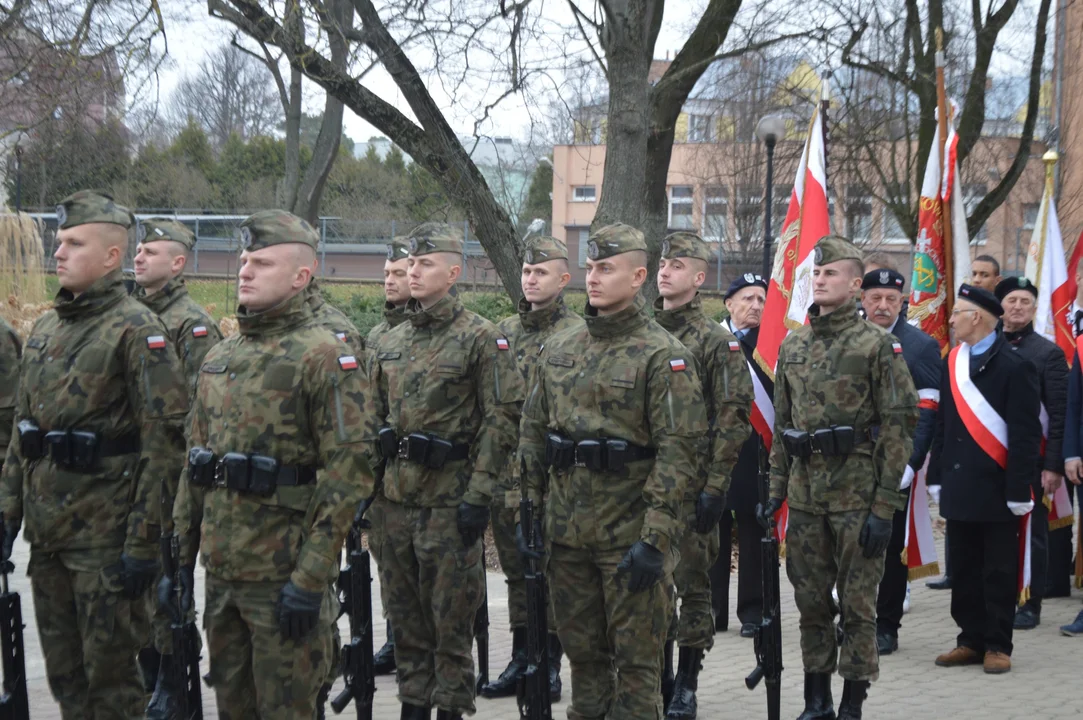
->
xmin=755 ymin=115 xmax=787 ymax=277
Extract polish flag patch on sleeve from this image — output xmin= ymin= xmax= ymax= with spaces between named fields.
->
xmin=192 ymin=326 xmax=208 ymax=338
xmin=892 ymin=342 xmax=903 ymax=355
xmin=147 ymin=335 xmax=167 ymax=350
xmin=496 ymin=338 xmax=510 ymax=350
xmin=338 ymin=355 xmax=358 ymax=371
xmin=336 ymin=332 xmax=347 ymax=342
xmin=728 ymin=340 xmax=740 ymax=352
xmin=670 ymin=358 xmax=687 ymax=372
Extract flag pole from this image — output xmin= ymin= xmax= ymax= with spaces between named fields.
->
xmin=936 ymin=28 xmax=955 ymax=313
xmin=1034 ymin=150 xmax=1058 ymax=287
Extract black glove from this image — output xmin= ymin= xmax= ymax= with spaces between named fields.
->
xmin=616 ymin=540 xmax=665 ymax=593
xmin=515 ymin=521 xmax=545 ymax=564
xmin=694 ymin=491 xmax=726 ymax=534
xmin=755 ymin=497 xmax=783 ymax=530
xmin=111 ymin=553 xmax=160 ymax=599
xmin=157 ymin=565 xmax=195 ymax=623
xmin=0 ymin=517 xmax=17 ymax=574
xmin=858 ymin=513 xmax=893 ymax=559
xmin=354 ymin=496 xmax=374 ymax=530
xmin=456 ymin=502 xmax=490 ymax=548
xmin=277 ymin=581 xmax=324 ymax=641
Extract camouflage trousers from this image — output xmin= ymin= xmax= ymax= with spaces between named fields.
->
xmin=667 ymin=501 xmax=719 ymax=650
xmin=369 ymin=498 xmax=484 ymax=714
xmin=203 ymin=575 xmax=335 ymax=719
xmin=28 ymin=546 xmax=144 ymax=720
xmin=493 ymin=502 xmax=528 ymax=629
xmin=549 ymin=543 xmax=673 ymax=720
xmin=786 ymin=508 xmax=886 ymax=681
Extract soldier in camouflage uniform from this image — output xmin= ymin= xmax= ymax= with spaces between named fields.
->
xmin=168 ymin=210 xmax=373 ymax=719
xmin=481 ymin=235 xmax=582 ymax=701
xmin=0 ymin=190 xmax=189 ymax=719
xmin=653 ymin=232 xmax=752 ymax=719
xmin=131 ymin=217 xmax=223 ymax=715
xmin=307 ymin=278 xmax=364 ymax=356
xmin=518 ymin=224 xmax=707 ymax=720
xmin=366 ymin=222 xmax=522 ymax=720
xmin=761 ymin=236 xmax=917 ymax=720
xmin=0 ymin=317 xmax=21 ymax=467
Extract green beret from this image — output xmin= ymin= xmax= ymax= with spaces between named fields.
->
xmin=586 ymin=223 xmax=647 ymax=261
xmin=523 ymin=236 xmax=568 ymax=264
xmin=386 ymin=238 xmax=410 ymax=261
xmin=407 ymin=222 xmax=464 ymax=255
xmin=239 ymin=210 xmax=318 ymax=252
xmin=661 ymin=231 xmax=712 ymax=263
xmin=56 ymin=190 xmax=133 ymax=230
xmin=138 ymin=218 xmax=195 ymax=251
xmin=812 ymin=235 xmax=863 ymax=266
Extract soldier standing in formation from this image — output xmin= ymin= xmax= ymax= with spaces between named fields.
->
xmin=307 ymin=276 xmax=364 ymax=355
xmin=0 ymin=191 xmax=190 ymax=719
xmin=366 ymin=237 xmax=412 ymax=677
xmin=366 ymin=222 xmax=522 ymax=720
xmin=131 ymin=217 xmax=224 ymax=717
xmin=518 ymin=223 xmax=707 ymax=719
xmin=713 ymin=273 xmax=770 ymax=638
xmin=995 ymin=277 xmax=1068 ymax=631
xmin=653 ymin=232 xmax=751 ymax=719
xmin=859 ymin=268 xmax=941 ymax=656
xmin=761 ymin=236 xmax=917 ymax=719
xmin=169 ymin=210 xmax=372 ymax=717
xmin=482 ymin=235 xmax=581 ymax=701
xmin=0 ymin=315 xmax=20 ymax=471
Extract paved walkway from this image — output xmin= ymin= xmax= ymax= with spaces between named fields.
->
xmin=10 ymin=530 xmax=1082 ymax=719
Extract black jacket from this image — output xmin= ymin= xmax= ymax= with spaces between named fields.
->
xmin=928 ymin=333 xmax=1042 ymax=522
xmin=724 ymin=322 xmax=774 ymax=513
xmin=1003 ymin=323 xmax=1069 ymax=475
xmin=888 ymin=318 xmax=942 ymax=472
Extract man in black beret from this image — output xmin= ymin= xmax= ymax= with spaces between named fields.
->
xmin=994 ymin=276 xmax=1069 ymax=630
xmin=930 ymin=284 xmax=1041 ymax=675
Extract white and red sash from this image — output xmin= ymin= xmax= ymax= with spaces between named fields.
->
xmin=948 ymin=343 xmax=1008 ymax=468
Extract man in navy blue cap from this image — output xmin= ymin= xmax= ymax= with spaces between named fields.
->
xmin=860 ymin=268 xmax=941 ymax=655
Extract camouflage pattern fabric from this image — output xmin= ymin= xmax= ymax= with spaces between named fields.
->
xmin=518 ymin=297 xmax=706 ymax=718
xmin=136 ymin=277 xmax=222 ymax=399
xmin=0 ymin=269 xmax=188 ymax=557
xmin=306 ymin=280 xmax=365 ymax=356
xmin=173 ymin=289 xmax=372 ymax=592
xmin=770 ymin=296 xmax=917 ymax=682
xmin=494 ymin=296 xmax=583 ymax=629
xmin=367 ymin=498 xmax=484 ymax=713
xmin=29 ymin=546 xmax=145 ymax=719
xmin=406 ymin=222 xmax=464 ymax=256
xmin=548 ymin=543 xmax=674 ymax=720
xmin=366 ymin=302 xmax=408 ymax=361
xmin=55 ymin=189 xmax=133 ymax=229
xmin=0 ymin=317 xmax=22 ymax=455
xmin=654 ymin=293 xmax=751 ymax=649
xmin=137 ymin=217 xmax=196 ymax=250
xmin=238 ymin=209 xmax=319 ymax=252
xmin=366 ymin=292 xmax=521 ymax=712
xmin=203 ymin=575 xmax=335 ymax=719
xmin=786 ymin=508 xmax=886 ymax=680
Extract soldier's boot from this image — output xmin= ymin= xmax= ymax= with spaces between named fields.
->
xmin=548 ymin=633 xmax=563 ymax=702
xmin=145 ymin=652 xmax=180 ymax=720
xmin=665 ymin=646 xmax=703 ymax=719
xmin=400 ymin=703 xmax=431 ymax=720
xmin=796 ymin=672 xmax=836 ymax=720
xmin=374 ymin=619 xmax=397 ymax=675
xmin=480 ymin=627 xmax=528 ymax=698
xmin=836 ymin=679 xmax=869 ymax=720
xmin=138 ymin=647 xmax=162 ymax=694
xmin=316 ymin=683 xmax=331 ymax=720
xmin=661 ymin=639 xmax=676 ymax=711
xmin=435 ymin=710 xmax=462 ymax=720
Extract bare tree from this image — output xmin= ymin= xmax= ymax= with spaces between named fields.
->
xmin=167 ymin=43 xmax=281 ymax=148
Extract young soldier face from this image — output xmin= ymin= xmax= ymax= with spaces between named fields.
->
xmin=407 ymin=252 xmax=460 ymax=307
xmin=1001 ymin=290 xmax=1037 ymax=330
xmin=724 ymin=286 xmax=766 ymax=330
xmin=521 ymin=259 xmax=569 ymax=306
xmin=134 ymin=240 xmax=185 ymax=289
xmin=237 ymin=244 xmax=310 ymax=311
xmin=861 ymin=288 xmax=904 ymax=329
xmin=383 ymin=258 xmax=410 ymax=306
xmin=812 ymin=259 xmax=862 ymax=309
xmin=585 ymin=253 xmax=645 ymax=313
xmin=656 ymin=257 xmax=705 ymax=301
xmin=54 ymin=224 xmax=124 ymax=294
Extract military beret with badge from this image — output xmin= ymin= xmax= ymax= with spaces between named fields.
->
xmin=138 ymin=218 xmax=196 ymax=251
xmin=861 ymin=268 xmax=905 ymax=291
xmin=660 ymin=231 xmax=712 ymax=263
xmin=993 ymin=275 xmax=1038 ymax=301
xmin=56 ymin=190 xmax=134 ymax=230
xmin=586 ymin=223 xmax=647 ymax=261
xmin=957 ymin=283 xmax=1003 ymax=317
xmin=812 ymin=235 xmax=863 ymax=266
xmin=406 ymin=222 xmax=464 ymax=256
xmin=523 ymin=235 xmax=568 ymax=264
xmin=386 ymin=238 xmax=410 ymax=261
xmin=239 ymin=209 xmax=319 ymax=252
xmin=724 ymin=273 xmax=767 ymax=300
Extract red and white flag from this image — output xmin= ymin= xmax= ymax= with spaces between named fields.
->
xmin=903 ymin=455 xmax=940 ymax=579
xmin=908 ymin=103 xmax=971 ymax=355
xmin=1026 ymin=153 xmax=1074 ymax=362
xmin=752 ymin=86 xmax=831 ymax=545
xmin=1038 ymin=402 xmax=1074 ymax=530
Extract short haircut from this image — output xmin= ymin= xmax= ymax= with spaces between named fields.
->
xmin=626 ymin=250 xmax=649 ymax=269
xmin=844 ymin=258 xmax=865 ymax=278
xmin=863 ymin=252 xmax=897 ymax=273
xmin=974 ymin=254 xmax=1000 ymax=276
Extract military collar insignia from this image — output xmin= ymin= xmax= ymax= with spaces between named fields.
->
xmin=240 ymin=226 xmax=253 ymax=249
xmin=55 ymin=204 xmax=67 ymax=226
xmin=587 ymin=240 xmax=599 ymax=259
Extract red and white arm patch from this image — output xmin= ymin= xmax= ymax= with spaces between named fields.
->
xmin=670 ymin=358 xmax=687 ymax=372
xmin=496 ymin=338 xmax=510 ymax=351
xmin=891 ymin=342 xmax=903 ymax=355
xmin=147 ymin=335 xmax=167 ymax=350
xmin=338 ymin=355 xmax=358 ymax=371
xmin=192 ymin=326 xmax=208 ymax=338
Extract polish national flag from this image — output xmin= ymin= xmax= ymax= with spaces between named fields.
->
xmin=1025 ymin=153 xmax=1074 ymax=362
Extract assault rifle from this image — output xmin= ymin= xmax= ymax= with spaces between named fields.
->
xmin=0 ymin=517 xmax=27 ymax=720
xmin=515 ymin=493 xmax=552 ymax=720
xmin=475 ymin=542 xmax=490 ymax=694
xmin=745 ymin=439 xmax=782 ymax=720
xmin=331 ymin=512 xmax=376 ymax=718
xmin=160 ymin=485 xmax=203 ymax=720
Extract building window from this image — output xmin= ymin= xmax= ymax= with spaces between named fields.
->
xmin=962 ymin=184 xmax=987 ymax=244
xmin=845 ymin=188 xmax=873 ymax=243
xmin=573 ymin=186 xmax=597 ymax=203
xmin=882 ymin=183 xmax=909 ymax=244
xmin=576 ymin=228 xmax=591 ymax=268
xmin=668 ymin=186 xmax=695 ymax=231
xmin=772 ymin=185 xmax=791 ymax=239
xmin=1023 ymin=203 xmax=1040 ymax=230
xmin=703 ymin=186 xmax=728 ymax=243
xmin=736 ymin=184 xmax=763 ymax=249
xmin=689 ymin=114 xmax=715 ymax=143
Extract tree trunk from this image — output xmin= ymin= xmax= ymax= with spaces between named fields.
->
xmin=281 ymin=2 xmax=303 ymax=210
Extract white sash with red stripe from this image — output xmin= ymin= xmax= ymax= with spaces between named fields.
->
xmin=948 ymin=344 xmax=1008 ymax=468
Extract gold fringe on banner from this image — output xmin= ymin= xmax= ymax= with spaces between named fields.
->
xmin=909 ymin=562 xmax=941 ymax=582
